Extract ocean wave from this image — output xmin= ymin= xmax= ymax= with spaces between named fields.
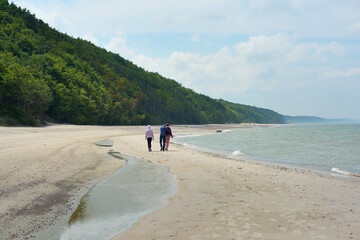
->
xmin=176 ymin=132 xmax=215 ymax=138
xmin=231 ymin=150 xmax=243 ymax=156
xmin=175 ymin=142 xmax=195 ymax=149
xmin=331 ymin=167 xmax=351 ymax=175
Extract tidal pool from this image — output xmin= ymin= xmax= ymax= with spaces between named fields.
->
xmin=60 ymin=152 xmax=175 ymax=240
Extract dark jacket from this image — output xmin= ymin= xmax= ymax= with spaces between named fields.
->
xmin=165 ymin=127 xmax=173 ymax=137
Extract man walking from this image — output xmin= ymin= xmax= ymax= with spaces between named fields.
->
xmin=159 ymin=124 xmax=167 ymax=151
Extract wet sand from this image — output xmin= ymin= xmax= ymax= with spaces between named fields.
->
xmin=1 ymin=124 xmax=359 ymax=240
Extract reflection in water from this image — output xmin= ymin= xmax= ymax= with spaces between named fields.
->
xmin=61 ymin=152 xmax=175 ymax=240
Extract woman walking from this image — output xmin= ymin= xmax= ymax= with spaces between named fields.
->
xmin=165 ymin=123 xmax=173 ymax=151
xmin=145 ymin=125 xmax=154 ymax=151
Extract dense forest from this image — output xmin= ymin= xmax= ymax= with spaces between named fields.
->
xmin=0 ymin=1 xmax=284 ymax=126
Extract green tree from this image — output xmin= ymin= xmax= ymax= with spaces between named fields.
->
xmin=0 ymin=1 xmax=285 ymax=125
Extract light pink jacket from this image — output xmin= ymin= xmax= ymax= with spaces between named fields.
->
xmin=145 ymin=125 xmax=154 ymax=139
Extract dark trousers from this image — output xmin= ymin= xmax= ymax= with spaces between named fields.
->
xmin=147 ymin=138 xmax=152 ymax=150
xmin=160 ymin=136 xmax=166 ymax=150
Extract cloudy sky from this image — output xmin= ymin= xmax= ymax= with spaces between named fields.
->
xmin=11 ymin=0 xmax=360 ymax=119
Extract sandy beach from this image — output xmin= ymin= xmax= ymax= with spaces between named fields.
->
xmin=1 ymin=124 xmax=359 ymax=240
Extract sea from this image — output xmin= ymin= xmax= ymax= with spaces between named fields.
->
xmin=174 ymin=123 xmax=360 ymax=177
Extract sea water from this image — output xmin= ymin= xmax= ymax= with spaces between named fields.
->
xmin=60 ymin=153 xmax=175 ymax=240
xmin=175 ymin=123 xmax=360 ymax=176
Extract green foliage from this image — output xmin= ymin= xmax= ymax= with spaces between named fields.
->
xmin=0 ymin=52 xmax=53 ymax=124
xmin=0 ymin=1 xmax=285 ymax=125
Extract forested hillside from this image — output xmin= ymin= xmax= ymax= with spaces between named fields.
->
xmin=0 ymin=1 xmax=284 ymax=126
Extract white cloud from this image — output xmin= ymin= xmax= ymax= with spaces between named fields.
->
xmin=288 ymin=41 xmax=345 ymax=62
xmin=232 ymin=34 xmax=345 ymax=65
xmin=12 ymin=0 xmax=360 ymax=38
xmin=322 ymin=68 xmax=360 ymax=78
xmin=104 ymin=31 xmax=135 ymax=59
xmin=133 ymin=34 xmax=348 ymax=100
xmin=81 ymin=33 xmax=99 ymax=45
xmin=347 ymin=22 xmax=360 ymax=33
xmin=235 ymin=34 xmax=294 ymax=61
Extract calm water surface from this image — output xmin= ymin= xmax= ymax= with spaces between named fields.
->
xmin=60 ymin=153 xmax=175 ymax=240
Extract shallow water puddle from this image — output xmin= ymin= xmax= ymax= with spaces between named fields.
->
xmin=60 ymin=152 xmax=175 ymax=240
xmin=94 ymin=139 xmax=113 ymax=147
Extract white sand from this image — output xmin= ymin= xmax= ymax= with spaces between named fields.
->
xmin=1 ymin=124 xmax=359 ymax=240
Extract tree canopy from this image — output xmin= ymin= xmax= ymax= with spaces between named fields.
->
xmin=0 ymin=0 xmax=284 ymax=126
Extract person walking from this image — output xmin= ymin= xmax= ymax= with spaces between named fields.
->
xmin=165 ymin=123 xmax=173 ymax=151
xmin=160 ymin=124 xmax=167 ymax=151
xmin=145 ymin=125 xmax=154 ymax=151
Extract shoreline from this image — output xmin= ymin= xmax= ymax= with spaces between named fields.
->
xmin=111 ymin=124 xmax=360 ymax=240
xmin=175 ymin=140 xmax=360 ymax=179
xmin=1 ymin=124 xmax=360 ymax=239
xmin=174 ymin=124 xmax=360 ymax=178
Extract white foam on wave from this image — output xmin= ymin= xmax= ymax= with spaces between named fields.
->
xmin=176 ymin=132 xmax=214 ymax=138
xmin=176 ymin=142 xmax=196 ymax=149
xmin=231 ymin=150 xmax=243 ymax=156
xmin=331 ymin=167 xmax=350 ymax=175
xmin=174 ymin=142 xmax=188 ymax=147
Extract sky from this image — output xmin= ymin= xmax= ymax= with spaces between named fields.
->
xmin=10 ymin=0 xmax=360 ymax=120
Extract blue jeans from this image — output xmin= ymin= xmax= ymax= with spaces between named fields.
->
xmin=160 ymin=136 xmax=166 ymax=151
